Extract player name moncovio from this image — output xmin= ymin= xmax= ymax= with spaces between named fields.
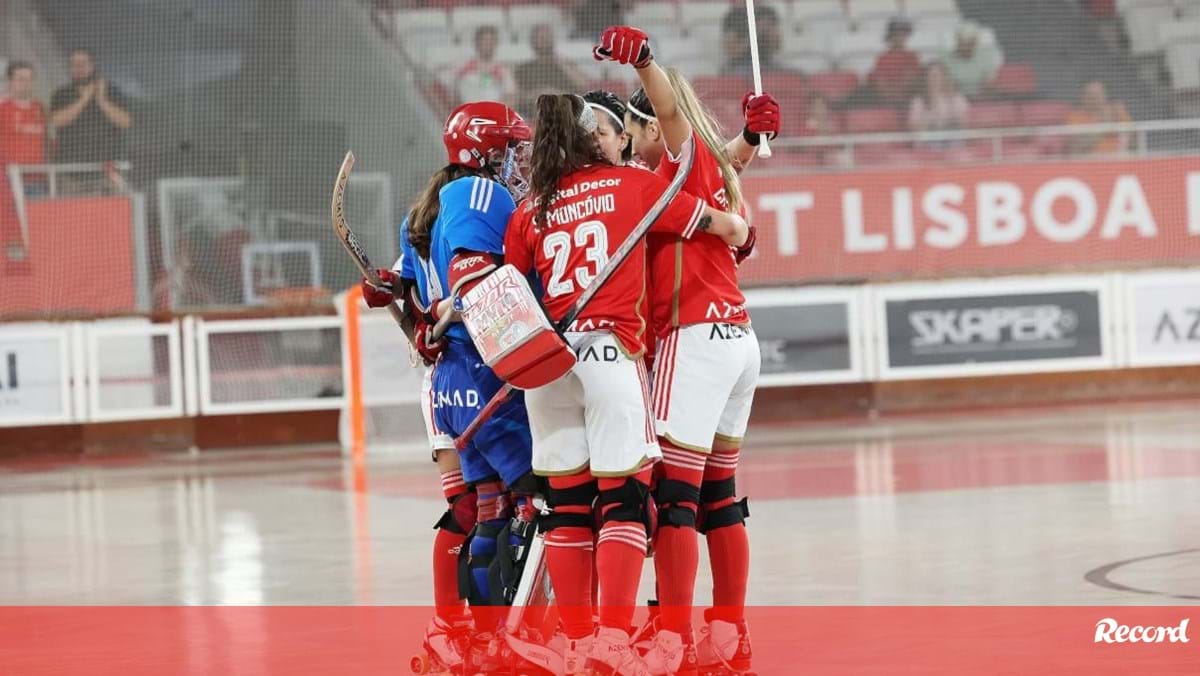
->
xmin=910 ymin=305 xmax=1075 ymax=347
xmin=1094 ymin=618 xmax=1191 ymax=643
xmin=542 ymin=192 xmax=617 ymax=227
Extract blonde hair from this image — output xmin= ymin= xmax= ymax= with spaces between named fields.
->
xmin=664 ymin=67 xmax=744 ymax=214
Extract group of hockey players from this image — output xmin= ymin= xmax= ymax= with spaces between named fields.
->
xmin=359 ymin=26 xmax=781 ymax=676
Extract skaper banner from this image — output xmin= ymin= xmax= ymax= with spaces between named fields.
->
xmin=739 ymin=156 xmax=1200 ymax=283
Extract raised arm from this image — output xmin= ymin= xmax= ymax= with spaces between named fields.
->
xmin=725 ymin=92 xmax=781 ymax=172
xmin=593 ymin=25 xmax=691 ymax=157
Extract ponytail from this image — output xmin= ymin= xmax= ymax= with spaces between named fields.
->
xmin=663 ymin=67 xmax=744 ymax=214
xmin=407 ymin=164 xmax=473 ymax=258
xmin=528 ymin=94 xmax=607 ymax=230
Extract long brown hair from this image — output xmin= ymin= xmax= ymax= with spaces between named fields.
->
xmin=663 ymin=68 xmax=743 ymax=214
xmin=529 ymin=94 xmax=608 ymax=229
xmin=407 ymin=164 xmax=475 ymax=258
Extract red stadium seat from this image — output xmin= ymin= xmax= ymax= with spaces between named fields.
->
xmin=1020 ymin=100 xmax=1073 ymax=127
xmin=843 ymin=107 xmax=901 ymax=133
xmin=693 ymin=75 xmax=750 ymax=102
xmin=967 ymin=102 xmax=1020 ymax=129
xmin=989 ymin=64 xmax=1038 ymax=97
xmin=806 ymin=71 xmax=860 ymax=104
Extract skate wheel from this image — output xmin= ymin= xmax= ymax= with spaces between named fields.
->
xmin=409 ymin=653 xmax=430 ymax=674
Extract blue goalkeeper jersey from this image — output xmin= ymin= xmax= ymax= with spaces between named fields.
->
xmin=395 ymin=175 xmax=515 ymax=345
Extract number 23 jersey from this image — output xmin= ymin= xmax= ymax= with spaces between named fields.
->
xmin=504 ymin=164 xmax=707 ymax=358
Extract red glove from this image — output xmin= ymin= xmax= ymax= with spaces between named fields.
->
xmin=412 ymin=319 xmax=445 ymax=366
xmin=741 ymin=92 xmax=781 ymax=146
xmin=361 ymin=268 xmax=399 ymax=308
xmin=734 ymin=225 xmax=757 ymax=265
xmin=593 ymin=26 xmax=653 ymax=69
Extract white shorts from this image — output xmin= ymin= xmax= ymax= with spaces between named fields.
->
xmin=652 ymin=323 xmax=761 ymax=453
xmin=524 ymin=332 xmax=661 ymax=477
xmin=421 ymin=366 xmax=455 ymax=458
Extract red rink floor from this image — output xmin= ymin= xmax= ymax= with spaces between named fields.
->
xmin=1 ymin=400 xmax=1198 ymax=673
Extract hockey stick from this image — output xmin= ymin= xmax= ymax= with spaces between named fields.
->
xmin=745 ymin=0 xmax=773 ymax=159
xmin=331 ymin=151 xmax=418 ymax=347
xmin=452 ymin=138 xmax=697 ymax=451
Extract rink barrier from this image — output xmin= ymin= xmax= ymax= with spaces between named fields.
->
xmin=2 ymin=270 xmax=1198 ymax=431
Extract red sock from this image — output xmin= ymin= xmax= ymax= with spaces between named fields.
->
xmin=596 ymin=466 xmax=653 ymax=632
xmin=703 ymin=449 xmax=748 ymax=624
xmin=433 ymin=528 xmax=468 ymax=621
xmin=545 ymin=472 xmax=596 ymax=640
xmin=653 ymin=443 xmax=704 ymax=634
xmin=434 ymin=469 xmax=472 ymax=622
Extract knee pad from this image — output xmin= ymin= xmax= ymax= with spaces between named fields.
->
xmin=699 ymin=476 xmax=749 ymax=533
xmin=433 ymin=490 xmax=478 ymax=536
xmin=654 ymin=478 xmax=700 ymax=529
xmin=459 ymin=520 xmax=505 ymax=605
xmin=540 ymin=481 xmax=597 ymax=533
xmin=597 ymin=477 xmax=653 ymax=535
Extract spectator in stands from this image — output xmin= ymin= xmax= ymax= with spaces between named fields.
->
xmin=1066 ymin=80 xmax=1132 ymax=155
xmin=721 ymin=5 xmax=790 ymax=76
xmin=515 ymin=24 xmax=586 ymax=118
xmin=50 ymin=48 xmax=132 ymax=164
xmin=908 ymin=62 xmax=969 ymax=135
xmin=866 ymin=18 xmax=921 ymax=107
xmin=799 ymin=93 xmax=850 ymax=167
xmin=0 ymin=61 xmax=48 ymax=196
xmin=455 ymin=25 xmax=516 ymax=105
xmin=800 ymin=94 xmax=839 ymax=137
xmin=573 ymin=0 xmax=633 ymax=39
xmin=940 ymin=22 xmax=998 ymax=99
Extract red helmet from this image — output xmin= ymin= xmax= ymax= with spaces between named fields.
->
xmin=443 ymin=101 xmax=531 ymax=169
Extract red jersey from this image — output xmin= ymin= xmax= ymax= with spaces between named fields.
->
xmin=505 ymin=164 xmax=707 ymax=357
xmin=0 ymin=97 xmax=47 ymax=167
xmin=648 ymin=132 xmax=748 ymax=337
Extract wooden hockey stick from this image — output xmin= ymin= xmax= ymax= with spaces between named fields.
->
xmin=331 ymin=151 xmax=418 ymax=347
xmin=452 ymin=137 xmax=697 ymax=451
xmin=745 ymin=0 xmax=773 ymax=159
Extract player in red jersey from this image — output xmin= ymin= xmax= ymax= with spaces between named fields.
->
xmin=595 ymin=25 xmax=781 ymax=675
xmin=504 ymin=93 xmax=747 ymax=676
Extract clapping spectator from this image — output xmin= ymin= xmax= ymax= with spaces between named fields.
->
xmin=515 ymin=24 xmax=586 ymax=118
xmin=0 ymin=62 xmax=48 ymax=195
xmin=940 ymin=23 xmax=999 ymax=99
xmin=721 ymin=5 xmax=791 ymax=76
xmin=49 ymin=48 xmax=131 ymax=164
xmin=867 ymin=18 xmax=921 ymax=106
xmin=1066 ymin=80 xmax=1131 ymax=155
xmin=455 ymin=25 xmax=516 ymax=105
xmin=908 ymin=63 xmax=969 ymax=135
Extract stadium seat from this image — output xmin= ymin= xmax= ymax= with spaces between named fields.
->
xmin=1123 ymin=2 xmax=1176 ymax=55
xmin=680 ymin=1 xmax=732 ymax=35
xmin=1019 ymin=100 xmax=1073 ymax=126
xmin=693 ymin=75 xmax=752 ymax=102
xmin=393 ymin=8 xmax=449 ymax=37
xmin=782 ymin=51 xmax=834 ymax=74
xmin=844 ymin=107 xmax=902 ymax=133
xmin=508 ymin=4 xmax=566 ymax=42
xmin=848 ymin=0 xmax=901 ymax=21
xmin=629 ymin=2 xmax=680 ymax=38
xmin=902 ymin=0 xmax=962 ymax=20
xmin=1166 ymin=41 xmax=1200 ymax=89
xmin=968 ymin=102 xmax=1020 ymax=129
xmin=495 ymin=41 xmax=534 ymax=66
xmin=807 ymin=71 xmax=860 ymax=103
xmin=988 ymin=63 xmax=1037 ymax=97
xmin=449 ymin=6 xmax=507 ymax=44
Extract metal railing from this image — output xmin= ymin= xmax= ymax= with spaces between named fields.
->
xmin=6 ymin=161 xmax=133 ymax=247
xmin=770 ymin=118 xmax=1200 ymax=170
